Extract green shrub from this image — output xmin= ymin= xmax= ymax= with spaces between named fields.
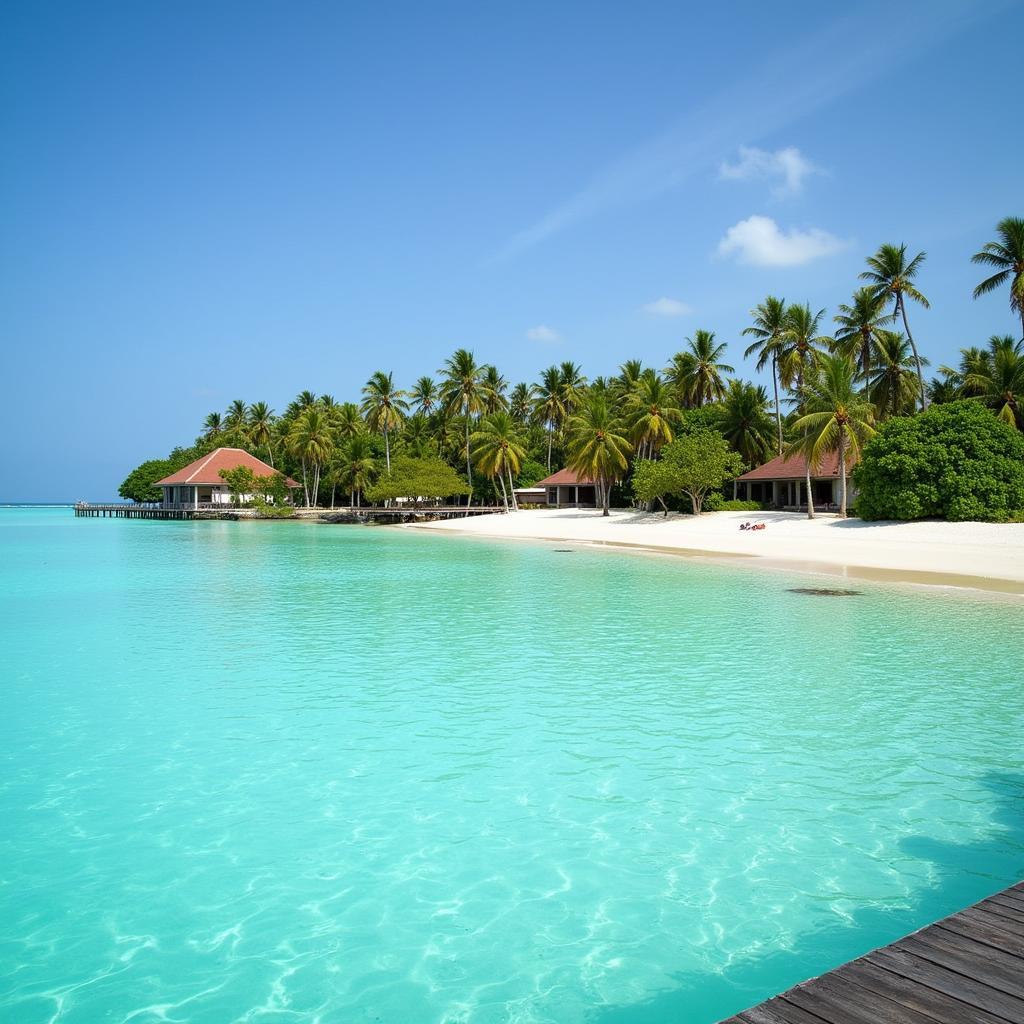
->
xmin=853 ymin=401 xmax=1024 ymax=521
xmin=709 ymin=498 xmax=764 ymax=512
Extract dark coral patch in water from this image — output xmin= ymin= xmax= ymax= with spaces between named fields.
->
xmin=788 ymin=587 xmax=863 ymax=597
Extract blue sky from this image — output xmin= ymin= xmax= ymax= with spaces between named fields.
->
xmin=1 ymin=0 xmax=1021 ymax=500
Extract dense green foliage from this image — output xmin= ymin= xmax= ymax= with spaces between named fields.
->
xmin=119 ymin=216 xmax=1022 ymax=520
xmin=364 ymin=457 xmax=470 ymax=505
xmin=853 ymin=401 xmax=1024 ymax=521
xmin=633 ymin=431 xmax=744 ymax=515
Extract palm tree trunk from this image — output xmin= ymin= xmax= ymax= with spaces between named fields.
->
xmin=838 ymin=434 xmax=848 ymax=518
xmin=804 ymin=444 xmax=815 ymax=520
xmin=547 ymin=425 xmax=552 ymax=470
xmin=506 ymin=465 xmax=518 ymax=510
xmin=496 ymin=473 xmax=508 ymax=511
xmin=771 ymin=356 xmax=783 ymax=456
xmin=602 ymin=475 xmax=610 ymax=516
xmin=898 ymin=295 xmax=927 ymax=411
xmin=383 ymin=428 xmax=391 ymax=473
xmin=464 ymin=410 xmax=473 ymax=506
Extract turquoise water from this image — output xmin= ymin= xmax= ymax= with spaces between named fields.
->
xmin=2 ymin=508 xmax=1022 ymax=1024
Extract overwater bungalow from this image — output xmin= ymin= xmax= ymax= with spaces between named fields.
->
xmin=735 ymin=452 xmax=856 ymax=512
xmin=155 ymin=448 xmax=298 ymax=509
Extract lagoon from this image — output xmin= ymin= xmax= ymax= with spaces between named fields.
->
xmin=1 ymin=507 xmax=1022 ymax=1023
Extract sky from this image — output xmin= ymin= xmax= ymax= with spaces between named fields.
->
xmin=1 ymin=0 xmax=1021 ymax=500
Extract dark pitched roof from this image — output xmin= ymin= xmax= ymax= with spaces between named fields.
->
xmin=737 ymin=450 xmax=855 ymax=482
xmin=535 ymin=468 xmax=595 ymax=487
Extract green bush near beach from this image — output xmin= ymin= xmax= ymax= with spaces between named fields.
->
xmin=706 ymin=498 xmax=764 ymax=512
xmin=854 ymin=401 xmax=1024 ymax=521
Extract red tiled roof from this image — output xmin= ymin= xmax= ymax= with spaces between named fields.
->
xmin=535 ymin=468 xmax=596 ymax=487
xmin=156 ymin=448 xmax=299 ymax=487
xmin=737 ymin=450 xmax=856 ymax=482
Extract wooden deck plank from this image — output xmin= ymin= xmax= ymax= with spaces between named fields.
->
xmin=718 ymin=881 xmax=1024 ymax=1024
xmin=834 ymin=959 xmax=1010 ymax=1024
xmin=867 ymin=945 xmax=1024 ymax=1022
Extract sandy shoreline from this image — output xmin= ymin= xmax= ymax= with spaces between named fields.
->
xmin=408 ymin=509 xmax=1024 ymax=595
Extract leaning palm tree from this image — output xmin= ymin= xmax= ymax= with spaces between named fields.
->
xmin=866 ymin=331 xmax=927 ymax=419
xmin=360 ymin=370 xmax=408 ymax=472
xmin=779 ymin=304 xmax=830 ymax=519
xmin=742 ymin=296 xmax=788 ymax=454
xmin=962 ymin=335 xmax=1024 ymax=429
xmin=202 ymin=411 xmax=223 ymax=438
xmin=287 ymin=406 xmax=334 ymax=507
xmin=509 ymin=382 xmax=535 ymax=424
xmin=247 ymin=401 xmax=276 ymax=466
xmin=336 ymin=434 xmax=377 ymax=507
xmin=832 ymin=288 xmax=896 ymax=377
xmin=972 ymin=216 xmax=1024 ymax=341
xmin=718 ymin=380 xmax=775 ymax=468
xmin=860 ymin=243 xmax=929 ymax=410
xmin=439 ymin=349 xmax=489 ymax=491
xmin=532 ymin=365 xmax=565 ymax=470
xmin=566 ymin=394 xmax=632 ymax=516
xmin=627 ymin=374 xmax=679 ymax=459
xmin=789 ymin=354 xmax=876 ymax=518
xmin=471 ymin=411 xmax=527 ymax=510
xmin=409 ymin=376 xmax=440 ymax=417
xmin=678 ymin=330 xmax=733 ymax=407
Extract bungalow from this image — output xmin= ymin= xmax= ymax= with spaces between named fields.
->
xmin=155 ymin=448 xmax=299 ymax=509
xmin=734 ymin=451 xmax=857 ymax=511
xmin=513 ymin=468 xmax=597 ymax=509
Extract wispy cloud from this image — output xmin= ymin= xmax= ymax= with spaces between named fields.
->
xmin=492 ymin=2 xmax=993 ymax=260
xmin=716 ymin=215 xmax=847 ymax=267
xmin=641 ymin=297 xmax=692 ymax=317
xmin=526 ymin=324 xmax=561 ymax=343
xmin=719 ymin=146 xmax=819 ymax=197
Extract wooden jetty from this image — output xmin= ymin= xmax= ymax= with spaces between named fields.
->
xmin=720 ymin=880 xmax=1024 ymax=1024
xmin=74 ymin=502 xmax=506 ymax=522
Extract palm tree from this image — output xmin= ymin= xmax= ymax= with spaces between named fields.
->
xmin=439 ymin=349 xmax=488 ymax=491
xmin=832 ymin=288 xmax=896 ymax=377
xmin=287 ymin=406 xmax=334 ymax=507
xmin=336 ymin=434 xmax=377 ymax=507
xmin=409 ymin=376 xmax=440 ymax=417
xmin=361 ymin=371 xmax=408 ymax=472
xmin=509 ymin=382 xmax=535 ymax=424
xmin=285 ymin=390 xmax=318 ymax=420
xmin=962 ymin=335 xmax=1024 ymax=429
xmin=403 ymin=414 xmax=433 ymax=458
xmin=335 ymin=402 xmax=364 ymax=441
xmin=225 ymin=399 xmax=248 ymax=430
xmin=247 ymin=401 xmax=275 ymax=465
xmin=566 ymin=394 xmax=632 ymax=516
xmin=866 ymin=331 xmax=927 ymax=419
xmin=779 ymin=304 xmax=830 ymax=518
xmin=662 ymin=351 xmax=696 ymax=409
xmin=927 ymin=374 xmax=961 ymax=405
xmin=972 ymin=217 xmax=1024 ymax=340
xmin=742 ymin=296 xmax=788 ymax=454
xmin=718 ymin=380 xmax=774 ymax=468
xmin=677 ymin=330 xmax=733 ymax=407
xmin=532 ymin=365 xmax=565 ymax=470
xmin=558 ymin=362 xmax=587 ymax=421
xmin=471 ymin=412 xmax=527 ymax=510
xmin=860 ymin=243 xmax=929 ymax=410
xmin=202 ymin=411 xmax=223 ymax=438
xmin=627 ymin=374 xmax=679 ymax=459
xmin=482 ymin=365 xmax=509 ymax=415
xmin=789 ymin=354 xmax=876 ymax=517
xmin=612 ymin=359 xmax=646 ymax=403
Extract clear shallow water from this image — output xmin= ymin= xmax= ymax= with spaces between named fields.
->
xmin=1 ymin=508 xmax=1022 ymax=1024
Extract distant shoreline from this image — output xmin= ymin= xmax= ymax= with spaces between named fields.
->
xmin=408 ymin=508 xmax=1024 ymax=597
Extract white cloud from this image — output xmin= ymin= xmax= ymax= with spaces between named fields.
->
xmin=719 ymin=145 xmax=819 ymax=196
xmin=716 ymin=215 xmax=846 ymax=267
xmin=641 ymin=297 xmax=692 ymax=317
xmin=526 ymin=324 xmax=561 ymax=343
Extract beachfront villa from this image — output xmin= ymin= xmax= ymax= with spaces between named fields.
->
xmin=515 ymin=468 xmax=597 ymax=509
xmin=734 ymin=452 xmax=855 ymax=511
xmin=155 ymin=447 xmax=298 ymax=508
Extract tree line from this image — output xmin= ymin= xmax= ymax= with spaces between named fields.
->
xmin=121 ymin=217 xmax=1023 ymax=518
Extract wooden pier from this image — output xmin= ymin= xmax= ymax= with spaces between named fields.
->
xmin=720 ymin=880 xmax=1024 ymax=1024
xmin=74 ymin=503 xmax=507 ymax=522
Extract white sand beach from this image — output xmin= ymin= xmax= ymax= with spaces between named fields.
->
xmin=412 ymin=509 xmax=1024 ymax=593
